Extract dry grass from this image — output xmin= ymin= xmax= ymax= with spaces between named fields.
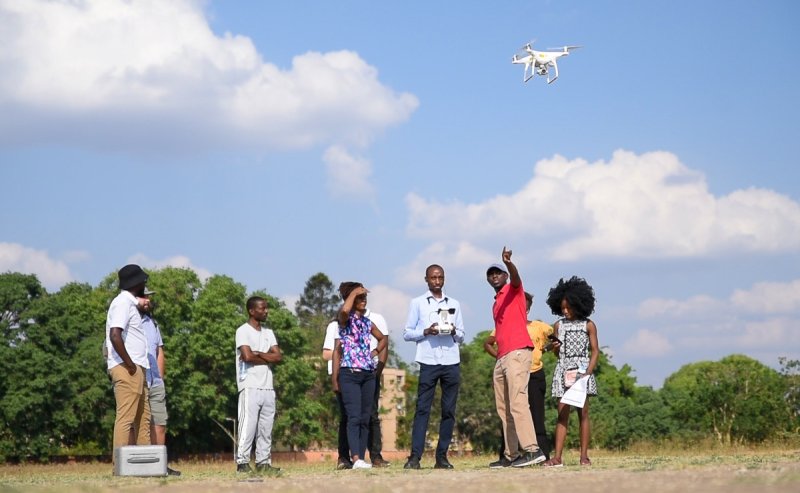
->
xmin=1 ymin=448 xmax=799 ymax=493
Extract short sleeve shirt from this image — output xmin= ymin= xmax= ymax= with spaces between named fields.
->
xmin=338 ymin=312 xmax=376 ymax=371
xmin=492 ymin=282 xmax=534 ymax=359
xmin=235 ymin=323 xmax=278 ymax=391
xmin=491 ymin=320 xmax=553 ymax=372
xmin=105 ymin=291 xmax=149 ymax=370
xmin=142 ymin=315 xmax=164 ymax=387
xmin=324 ymin=310 xmax=388 ymax=374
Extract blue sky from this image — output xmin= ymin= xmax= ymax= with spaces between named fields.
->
xmin=2 ymin=0 xmax=799 ymax=387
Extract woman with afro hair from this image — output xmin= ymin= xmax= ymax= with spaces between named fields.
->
xmin=543 ymin=276 xmax=599 ymax=467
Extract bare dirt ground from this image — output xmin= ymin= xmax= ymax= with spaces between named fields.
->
xmin=2 ymin=450 xmax=799 ymax=493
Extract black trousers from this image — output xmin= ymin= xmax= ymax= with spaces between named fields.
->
xmin=498 ymin=368 xmax=550 ymax=459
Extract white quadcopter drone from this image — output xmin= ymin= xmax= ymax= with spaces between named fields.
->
xmin=512 ymin=41 xmax=581 ymax=84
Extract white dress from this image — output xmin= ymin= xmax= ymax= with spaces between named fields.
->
xmin=551 ymin=319 xmax=598 ymax=398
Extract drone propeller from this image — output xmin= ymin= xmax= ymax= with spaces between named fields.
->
xmin=519 ymin=39 xmax=536 ymax=51
xmin=545 ymin=45 xmax=583 ymax=52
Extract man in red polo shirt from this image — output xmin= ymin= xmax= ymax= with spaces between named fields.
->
xmin=486 ymin=247 xmax=546 ymax=468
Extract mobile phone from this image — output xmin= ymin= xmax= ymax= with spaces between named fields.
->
xmin=543 ymin=334 xmax=562 ymax=352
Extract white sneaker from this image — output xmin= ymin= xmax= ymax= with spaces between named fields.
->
xmin=352 ymin=459 xmax=372 ymax=469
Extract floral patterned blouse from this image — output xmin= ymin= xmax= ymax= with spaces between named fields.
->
xmin=338 ymin=311 xmax=376 ymax=371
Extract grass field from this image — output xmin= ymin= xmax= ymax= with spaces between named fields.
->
xmin=2 ymin=448 xmax=799 ymax=493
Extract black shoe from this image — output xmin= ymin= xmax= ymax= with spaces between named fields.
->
xmin=489 ymin=456 xmax=516 ymax=469
xmin=434 ymin=458 xmax=454 ymax=470
xmin=336 ymin=458 xmax=353 ymax=470
xmin=511 ymin=450 xmax=546 ymax=468
xmin=236 ymin=463 xmax=253 ymax=473
xmin=167 ymin=467 xmax=181 ymax=476
xmin=256 ymin=463 xmax=281 ymax=475
xmin=403 ymin=456 xmax=421 ymax=470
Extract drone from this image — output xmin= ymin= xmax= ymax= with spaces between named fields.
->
xmin=512 ymin=41 xmax=581 ymax=84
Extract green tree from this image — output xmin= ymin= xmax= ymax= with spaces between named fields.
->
xmin=592 ymin=385 xmax=676 ymax=449
xmin=662 ymin=354 xmax=789 ymax=443
xmin=455 ymin=330 xmax=500 ymax=453
xmin=779 ymin=357 xmax=800 ymax=432
xmin=0 ymin=282 xmax=112 ymax=460
xmin=168 ymin=274 xmax=246 ymax=453
xmin=146 ymin=267 xmax=201 ymax=340
xmin=260 ymin=292 xmax=325 ymax=450
xmin=294 ymin=273 xmax=339 ymax=356
xmin=0 ymin=272 xmax=47 ymax=457
xmin=0 ymin=272 xmax=44 ymax=345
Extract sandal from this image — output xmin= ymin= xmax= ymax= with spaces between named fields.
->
xmin=580 ymin=457 xmax=592 ymax=466
xmin=542 ymin=458 xmax=563 ymax=468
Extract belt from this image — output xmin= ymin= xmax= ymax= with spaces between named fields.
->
xmin=342 ymin=367 xmax=373 ymax=373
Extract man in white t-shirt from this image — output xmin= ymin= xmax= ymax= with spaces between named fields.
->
xmin=235 ymin=296 xmax=282 ymax=474
xmin=322 ymin=306 xmax=390 ymax=469
xmin=106 ymin=264 xmax=151 ymax=464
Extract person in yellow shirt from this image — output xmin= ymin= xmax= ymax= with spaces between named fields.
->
xmin=484 ymin=291 xmax=553 ymax=461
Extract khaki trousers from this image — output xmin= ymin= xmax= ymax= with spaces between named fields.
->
xmin=493 ymin=349 xmax=539 ymax=459
xmin=110 ymin=364 xmax=151 ymax=456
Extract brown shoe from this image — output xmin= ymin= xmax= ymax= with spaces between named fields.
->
xmin=580 ymin=457 xmax=592 ymax=466
xmin=372 ymin=457 xmax=391 ymax=468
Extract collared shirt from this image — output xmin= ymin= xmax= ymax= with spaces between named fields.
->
xmin=322 ymin=309 xmax=388 ymax=375
xmin=403 ymin=290 xmax=464 ymax=365
xmin=493 ymin=282 xmax=533 ymax=359
xmin=105 ymin=290 xmax=149 ymax=370
xmin=142 ymin=314 xmax=164 ymax=388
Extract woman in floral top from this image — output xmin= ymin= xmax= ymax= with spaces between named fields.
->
xmin=332 ymin=282 xmax=388 ymax=470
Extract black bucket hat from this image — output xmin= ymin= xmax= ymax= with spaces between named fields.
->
xmin=118 ymin=264 xmax=148 ymax=290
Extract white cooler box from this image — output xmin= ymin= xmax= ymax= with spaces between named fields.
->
xmin=113 ymin=445 xmax=168 ymax=477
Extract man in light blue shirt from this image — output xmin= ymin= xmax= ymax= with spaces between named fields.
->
xmin=402 ymin=264 xmax=464 ymax=470
xmin=140 ymin=289 xmax=180 ymax=476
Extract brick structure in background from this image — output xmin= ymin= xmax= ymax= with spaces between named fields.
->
xmin=377 ymin=367 xmax=407 ymax=452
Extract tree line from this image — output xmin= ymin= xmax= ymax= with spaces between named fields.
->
xmin=0 ymin=269 xmax=797 ymax=461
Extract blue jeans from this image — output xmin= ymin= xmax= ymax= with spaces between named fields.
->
xmin=410 ymin=363 xmax=460 ymax=460
xmin=338 ymin=368 xmax=376 ymax=460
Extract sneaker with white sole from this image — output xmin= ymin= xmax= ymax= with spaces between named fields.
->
xmin=511 ymin=449 xmax=546 ymax=467
xmin=352 ymin=459 xmax=372 ymax=469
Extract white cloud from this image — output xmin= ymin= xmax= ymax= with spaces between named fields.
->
xmin=0 ymin=0 xmax=418 ymax=158
xmin=365 ymin=284 xmax=411 ymax=339
xmin=61 ymin=250 xmax=91 ymax=263
xmin=640 ymin=279 xmax=800 ymax=320
xmin=637 ymin=294 xmax=724 ymax=319
xmin=395 ymin=241 xmax=495 ymax=287
xmin=323 ymin=145 xmax=375 ymax=200
xmin=631 ymin=279 xmax=800 ymax=360
xmin=0 ymin=242 xmax=76 ymax=289
xmin=405 ymin=150 xmax=800 ymax=260
xmin=366 ymin=284 xmax=421 ymax=364
xmin=730 ymin=280 xmax=800 ymax=315
xmin=735 ymin=317 xmax=800 ymax=349
xmin=126 ymin=253 xmax=212 ymax=281
xmin=622 ymin=329 xmax=673 ymax=357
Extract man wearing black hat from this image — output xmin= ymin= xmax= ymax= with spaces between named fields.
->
xmin=105 ymin=264 xmax=151 ymax=460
